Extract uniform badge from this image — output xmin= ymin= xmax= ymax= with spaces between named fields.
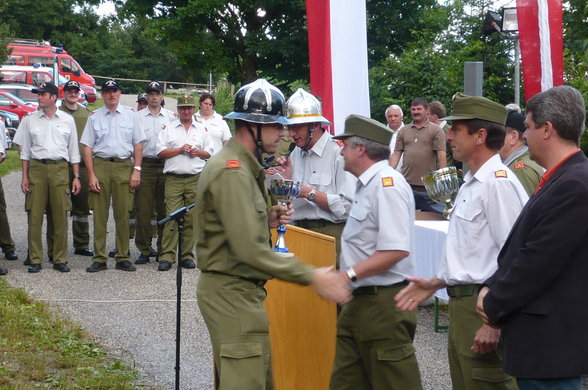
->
xmin=382 ymin=177 xmax=394 ymax=187
xmin=226 ymin=160 xmax=241 ymax=169
xmin=336 ymin=140 xmax=344 ymax=148
xmin=514 ymin=161 xmax=525 ymax=169
xmin=495 ymin=170 xmax=508 ymax=178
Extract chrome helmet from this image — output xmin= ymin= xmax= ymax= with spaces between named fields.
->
xmin=285 ymin=88 xmax=331 ymax=127
xmin=225 ymin=79 xmax=290 ymax=125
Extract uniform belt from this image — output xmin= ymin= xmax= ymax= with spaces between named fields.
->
xmin=166 ymin=172 xmax=197 ymax=178
xmin=97 ymin=157 xmax=128 ymax=162
xmin=296 ymin=219 xmax=342 ymax=229
xmin=32 ymin=158 xmax=66 ymax=164
xmin=203 ymin=270 xmax=266 ymax=287
xmin=352 ymin=280 xmax=408 ymax=296
xmin=446 ymin=284 xmax=482 ymax=298
xmin=143 ymin=157 xmax=165 ymax=164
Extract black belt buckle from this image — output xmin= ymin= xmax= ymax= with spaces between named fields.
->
xmin=241 ymin=277 xmax=267 ymax=287
xmin=352 ymin=280 xmax=408 ymax=296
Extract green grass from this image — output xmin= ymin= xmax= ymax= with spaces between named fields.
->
xmin=0 ymin=279 xmax=147 ymax=389
xmin=0 ymin=149 xmax=21 ymax=177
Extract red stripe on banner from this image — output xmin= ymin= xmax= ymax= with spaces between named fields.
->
xmin=517 ymin=0 xmax=542 ymax=101
xmin=306 ymin=0 xmax=334 ymax=134
xmin=547 ymin=0 xmax=564 ymax=87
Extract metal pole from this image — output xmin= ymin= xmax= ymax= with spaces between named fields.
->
xmin=514 ymin=38 xmax=520 ymax=106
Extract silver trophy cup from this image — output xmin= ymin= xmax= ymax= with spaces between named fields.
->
xmin=421 ymin=166 xmax=460 ymax=218
xmin=268 ymin=179 xmax=301 ymax=253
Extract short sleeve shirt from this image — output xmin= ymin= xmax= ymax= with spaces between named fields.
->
xmin=194 ymin=110 xmax=232 ymax=155
xmin=137 ymin=107 xmax=175 ymax=158
xmin=157 ymin=119 xmax=213 ymax=174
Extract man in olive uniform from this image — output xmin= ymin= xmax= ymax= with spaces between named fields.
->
xmin=156 ymin=95 xmax=211 ymax=271
xmin=195 ymin=79 xmax=352 ymax=390
xmin=50 ymin=80 xmax=94 ymax=257
xmin=134 ymin=81 xmax=175 ymax=265
xmin=275 ymin=88 xmax=355 ymax=265
xmin=0 ymin=123 xmax=13 ymax=274
xmin=18 ymin=82 xmax=81 ymax=273
xmin=499 ymin=110 xmax=543 ymax=196
xmin=80 ymin=79 xmax=145 ymax=272
xmin=329 ymin=115 xmax=422 ymax=390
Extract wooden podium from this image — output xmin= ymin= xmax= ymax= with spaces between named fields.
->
xmin=266 ymin=225 xmax=338 ymax=390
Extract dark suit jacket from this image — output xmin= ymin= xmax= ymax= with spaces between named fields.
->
xmin=484 ymin=151 xmax=588 ymax=379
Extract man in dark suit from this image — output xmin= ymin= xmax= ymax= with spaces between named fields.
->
xmin=477 ymin=85 xmax=588 ymax=390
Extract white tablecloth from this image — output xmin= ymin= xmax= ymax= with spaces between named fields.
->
xmin=413 ymin=220 xmax=449 ymax=300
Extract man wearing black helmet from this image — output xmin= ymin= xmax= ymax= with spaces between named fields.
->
xmin=195 ymin=79 xmax=352 ymax=389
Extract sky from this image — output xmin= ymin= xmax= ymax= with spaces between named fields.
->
xmin=94 ymin=1 xmax=116 ymax=17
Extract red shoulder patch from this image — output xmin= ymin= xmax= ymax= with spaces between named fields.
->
xmin=336 ymin=140 xmax=344 ymax=147
xmin=495 ymin=170 xmax=508 ymax=178
xmin=226 ymin=160 xmax=241 ymax=169
xmin=514 ymin=161 xmax=525 ymax=169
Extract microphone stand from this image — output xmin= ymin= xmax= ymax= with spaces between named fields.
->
xmin=158 ymin=203 xmax=196 ymax=390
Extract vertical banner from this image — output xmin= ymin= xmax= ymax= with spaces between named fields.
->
xmin=306 ymin=0 xmax=370 ymax=134
xmin=516 ymin=0 xmax=564 ymax=101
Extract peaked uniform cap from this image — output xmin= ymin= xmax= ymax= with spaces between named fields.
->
xmin=333 ymin=114 xmax=392 ymax=146
xmin=102 ymin=79 xmax=120 ymax=92
xmin=441 ymin=92 xmax=507 ymax=125
xmin=64 ymin=80 xmax=80 ymax=91
xmin=136 ymin=93 xmax=148 ymax=103
xmin=177 ymin=95 xmax=195 ymax=107
xmin=32 ymin=82 xmax=59 ymax=95
xmin=225 ymin=79 xmax=291 ymax=125
xmin=285 ymin=88 xmax=331 ymax=126
xmin=146 ymin=81 xmax=164 ymax=93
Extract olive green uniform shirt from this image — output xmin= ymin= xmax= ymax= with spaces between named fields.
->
xmin=506 ymin=149 xmax=543 ymax=196
xmin=195 ymin=138 xmax=314 ymax=284
xmin=59 ymin=103 xmax=91 ymax=157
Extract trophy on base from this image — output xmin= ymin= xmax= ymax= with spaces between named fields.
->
xmin=268 ymin=179 xmax=301 ymax=254
xmin=421 ymin=166 xmax=460 ymax=218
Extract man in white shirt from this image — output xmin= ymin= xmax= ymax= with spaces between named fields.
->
xmin=194 ymin=93 xmax=231 ymax=155
xmin=134 ymin=81 xmax=175 ymax=265
xmin=329 ymin=114 xmax=422 ymax=389
xmin=396 ymin=93 xmax=527 ymax=390
xmin=17 ymin=82 xmax=81 ymax=273
xmin=276 ymin=88 xmax=355 ymax=264
xmin=157 ymin=95 xmax=212 ymax=271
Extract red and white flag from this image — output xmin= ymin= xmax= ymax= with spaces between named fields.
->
xmin=516 ymin=0 xmax=564 ymax=101
xmin=306 ymin=0 xmax=370 ymax=134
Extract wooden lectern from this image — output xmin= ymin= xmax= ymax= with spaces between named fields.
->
xmin=266 ymin=225 xmax=338 ymax=390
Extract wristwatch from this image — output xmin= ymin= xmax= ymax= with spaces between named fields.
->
xmin=346 ymin=267 xmax=358 ymax=282
xmin=308 ymin=188 xmax=317 ymax=202
xmin=133 ymin=166 xmax=142 ymax=172
xmin=73 ymin=175 xmax=80 ymax=179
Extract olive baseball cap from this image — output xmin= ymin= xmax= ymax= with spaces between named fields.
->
xmin=333 ymin=114 xmax=392 ymax=146
xmin=441 ymin=92 xmax=508 ymax=125
xmin=177 ymin=95 xmax=195 ymax=107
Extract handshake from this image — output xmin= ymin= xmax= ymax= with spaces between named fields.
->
xmin=311 ymin=266 xmax=353 ymax=304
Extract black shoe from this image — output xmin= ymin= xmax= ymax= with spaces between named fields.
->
xmin=158 ymin=260 xmax=172 ymax=271
xmin=148 ymin=247 xmax=158 ymax=257
xmin=53 ymin=263 xmax=70 ymax=273
xmin=48 ymin=256 xmax=54 ymax=263
xmin=28 ymin=263 xmax=42 ymax=273
xmin=86 ymin=262 xmax=107 ymax=273
xmin=4 ymin=251 xmax=18 ymax=260
xmin=0 ymin=267 xmax=7 ymax=275
xmin=135 ymin=254 xmax=150 ymax=265
xmin=115 ymin=260 xmax=136 ymax=272
xmin=23 ymin=255 xmax=31 ymax=266
xmin=180 ymin=259 xmax=196 ymax=269
xmin=74 ymin=248 xmax=94 ymax=256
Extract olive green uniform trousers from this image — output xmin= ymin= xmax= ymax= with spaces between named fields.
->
xmin=0 ymin=177 xmax=15 ymax=254
xmin=197 ymin=271 xmax=273 ymax=390
xmin=330 ymin=285 xmax=423 ymax=390
xmin=26 ymin=160 xmax=71 ymax=265
xmin=89 ymin=158 xmax=133 ymax=263
xmin=134 ymin=158 xmax=165 ymax=256
xmin=158 ymin=173 xmax=198 ymax=263
xmin=448 ymin=292 xmax=518 ymax=390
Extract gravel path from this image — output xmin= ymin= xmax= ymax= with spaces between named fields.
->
xmin=0 ymin=169 xmax=451 ymax=390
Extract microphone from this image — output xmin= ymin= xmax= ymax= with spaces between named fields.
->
xmin=158 ymin=203 xmax=196 ymax=225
